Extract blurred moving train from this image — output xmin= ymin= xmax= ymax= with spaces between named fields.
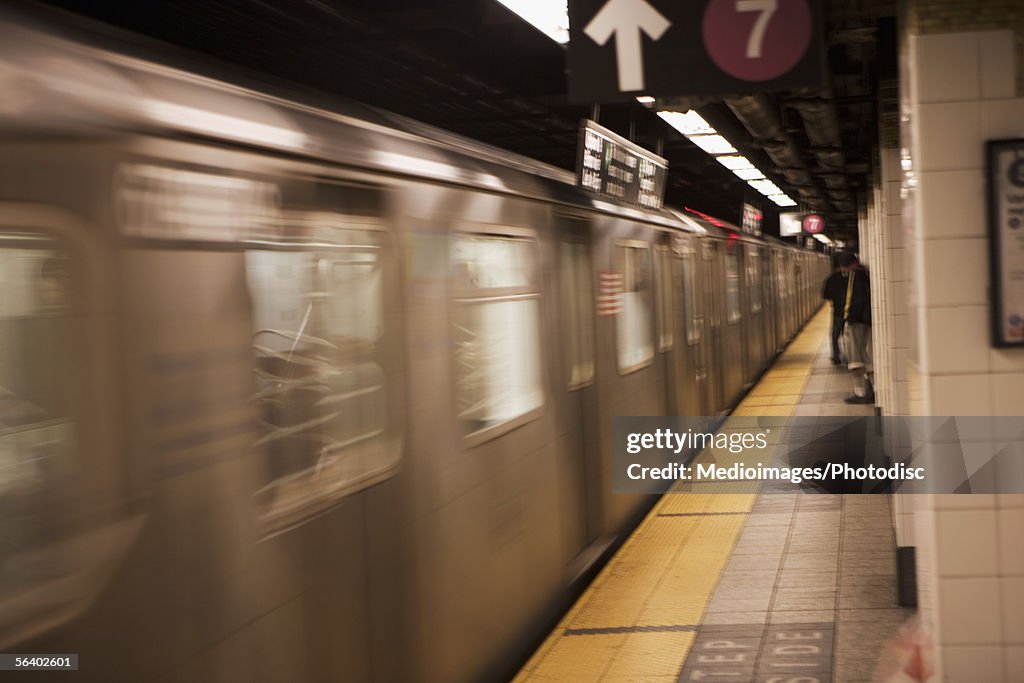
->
xmin=0 ymin=7 xmax=829 ymax=682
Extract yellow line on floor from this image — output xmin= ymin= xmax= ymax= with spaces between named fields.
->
xmin=513 ymin=308 xmax=832 ymax=682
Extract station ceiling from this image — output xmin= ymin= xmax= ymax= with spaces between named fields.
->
xmin=37 ymin=0 xmax=898 ymax=239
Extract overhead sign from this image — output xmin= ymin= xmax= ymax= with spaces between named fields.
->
xmin=779 ymin=211 xmax=801 ymax=237
xmin=567 ymin=0 xmax=825 ymax=102
xmin=577 ymin=119 xmax=668 ymax=209
xmin=741 ymin=203 xmax=763 ymax=236
xmin=802 ymin=213 xmax=825 ymax=234
xmin=987 ymin=139 xmax=1024 ymax=346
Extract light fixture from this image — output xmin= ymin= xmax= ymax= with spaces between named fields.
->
xmin=635 ymin=96 xmax=656 ymax=105
xmin=494 ymin=0 xmax=570 ymax=44
xmin=748 ymin=179 xmax=783 ymax=196
xmin=733 ymin=168 xmax=766 ymax=181
xmin=715 ymin=155 xmax=755 ymax=171
xmin=687 ymin=134 xmax=737 ymax=155
xmin=769 ymin=194 xmax=798 ymax=207
xmin=657 ymin=110 xmax=716 ymax=136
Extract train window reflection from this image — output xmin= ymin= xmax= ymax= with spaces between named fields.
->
xmin=616 ymin=242 xmax=654 ymax=372
xmin=655 ymin=245 xmax=673 ymax=352
xmin=748 ymin=247 xmax=763 ymax=314
xmin=0 ymin=233 xmax=75 ymax=595
xmin=453 ymin=234 xmax=543 ymax=441
xmin=560 ymin=241 xmax=594 ymax=389
xmin=245 ymin=224 xmax=397 ymax=532
xmin=681 ymin=246 xmax=700 ymax=346
xmin=725 ymin=250 xmax=741 ymax=324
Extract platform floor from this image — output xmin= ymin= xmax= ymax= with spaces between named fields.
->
xmin=514 ymin=309 xmax=913 ymax=682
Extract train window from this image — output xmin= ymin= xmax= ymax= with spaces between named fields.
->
xmin=747 ymin=247 xmax=763 ymax=314
xmin=680 ymin=246 xmax=701 ymax=345
xmin=246 ymin=221 xmax=398 ymax=532
xmin=725 ymin=250 xmax=741 ymax=324
xmin=452 ymin=234 xmax=543 ymax=441
xmin=655 ymin=244 xmax=673 ymax=351
xmin=616 ymin=242 xmax=654 ymax=372
xmin=0 ymin=233 xmax=76 ymax=600
xmin=560 ymin=241 xmax=594 ymax=390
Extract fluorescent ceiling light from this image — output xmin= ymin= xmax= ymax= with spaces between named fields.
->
xmin=813 ymin=233 xmax=833 ymax=245
xmin=733 ymin=168 xmax=766 ymax=181
xmin=657 ymin=110 xmax=716 ymax=136
xmin=769 ymin=194 xmax=798 ymax=207
xmin=687 ymin=134 xmax=737 ymax=155
xmin=748 ymin=179 xmax=783 ymax=195
xmin=494 ymin=0 xmax=569 ymax=44
xmin=635 ymin=96 xmax=656 ymax=105
xmin=715 ymin=155 xmax=754 ymax=171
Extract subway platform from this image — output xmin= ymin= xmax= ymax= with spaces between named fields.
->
xmin=515 ymin=310 xmax=915 ymax=682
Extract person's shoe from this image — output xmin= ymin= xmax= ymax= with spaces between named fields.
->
xmin=845 ymin=394 xmax=874 ymax=404
xmin=831 ymin=356 xmax=842 ymax=365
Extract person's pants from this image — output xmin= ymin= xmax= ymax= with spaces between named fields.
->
xmin=831 ymin=313 xmax=845 ymax=360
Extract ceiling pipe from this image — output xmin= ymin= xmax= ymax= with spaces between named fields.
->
xmin=723 ymin=93 xmax=829 ymax=211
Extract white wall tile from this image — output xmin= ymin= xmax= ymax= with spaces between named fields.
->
xmin=922 ymin=239 xmax=989 ymax=307
xmin=915 ymin=102 xmax=982 ymax=172
xmin=924 ymin=307 xmax=990 ymax=374
xmin=1003 ymin=577 xmax=1024 ymax=641
xmin=980 ymin=31 xmax=1016 ymax=100
xmin=938 ymin=577 xmax=1003 ymax=643
xmin=929 ymin=373 xmax=992 ymax=415
xmin=936 ymin=510 xmax=999 ymax=576
xmin=1007 ymin=646 xmax=1024 ymax=681
xmin=895 ymin=349 xmax=909 ymax=380
xmin=991 ymin=374 xmax=1024 ymax=417
xmin=912 ymin=32 xmax=980 ymax=104
xmin=943 ymin=645 xmax=1005 ymax=682
xmin=990 ymin=347 xmax=1024 ymax=373
xmin=917 ymin=170 xmax=986 ymax=239
xmin=997 ymin=494 xmax=1024 ymax=509
xmin=981 ymin=98 xmax=1024 ymax=140
xmin=999 ymin=508 xmax=1024 ymax=575
xmin=933 ymin=492 xmax=996 ymax=511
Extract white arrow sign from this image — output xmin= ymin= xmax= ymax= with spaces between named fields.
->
xmin=583 ymin=0 xmax=671 ymax=93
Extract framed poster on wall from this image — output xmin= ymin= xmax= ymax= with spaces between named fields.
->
xmin=987 ymin=139 xmax=1024 ymax=346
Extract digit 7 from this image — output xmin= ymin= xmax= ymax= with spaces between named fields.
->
xmin=737 ymin=0 xmax=778 ymax=59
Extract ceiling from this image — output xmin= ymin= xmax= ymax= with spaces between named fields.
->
xmin=33 ymin=0 xmax=898 ymax=239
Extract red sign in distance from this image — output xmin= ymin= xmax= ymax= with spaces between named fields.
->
xmin=802 ymin=214 xmax=825 ymax=234
xmin=702 ymin=0 xmax=813 ymax=82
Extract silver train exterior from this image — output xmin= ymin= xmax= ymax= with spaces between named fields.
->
xmin=0 ymin=13 xmax=830 ymax=683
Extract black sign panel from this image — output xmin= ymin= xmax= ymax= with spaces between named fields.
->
xmin=567 ymin=0 xmax=825 ymax=102
xmin=987 ymin=139 xmax=1024 ymax=346
xmin=577 ymin=119 xmax=668 ymax=209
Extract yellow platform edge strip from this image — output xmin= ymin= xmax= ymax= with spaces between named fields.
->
xmin=513 ymin=309 xmax=831 ymax=682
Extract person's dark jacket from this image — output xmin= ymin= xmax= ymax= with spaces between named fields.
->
xmin=844 ymin=268 xmax=871 ymax=325
xmin=821 ymin=271 xmax=847 ymax=315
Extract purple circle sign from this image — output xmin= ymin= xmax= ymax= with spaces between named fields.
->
xmin=802 ymin=214 xmax=825 ymax=234
xmin=702 ymin=0 xmax=813 ymax=82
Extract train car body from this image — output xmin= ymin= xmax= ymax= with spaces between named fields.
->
xmin=0 ymin=11 xmax=829 ymax=683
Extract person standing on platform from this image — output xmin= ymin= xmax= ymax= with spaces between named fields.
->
xmin=838 ymin=252 xmax=873 ymax=404
xmin=821 ymin=257 xmax=848 ymax=365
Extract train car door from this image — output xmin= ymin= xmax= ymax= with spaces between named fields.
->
xmin=720 ymin=239 xmax=744 ymax=405
xmin=555 ymin=214 xmax=600 ymax=558
xmin=673 ymin=235 xmax=704 ymax=416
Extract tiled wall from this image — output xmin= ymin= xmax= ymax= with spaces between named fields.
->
xmin=897 ymin=21 xmax=1024 ymax=682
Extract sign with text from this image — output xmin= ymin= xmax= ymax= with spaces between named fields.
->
xmin=567 ymin=0 xmax=825 ymax=102
xmin=987 ymin=139 xmax=1024 ymax=346
xmin=741 ymin=202 xmax=763 ymax=235
xmin=577 ymin=119 xmax=668 ymax=209
xmin=779 ymin=211 xmax=801 ymax=237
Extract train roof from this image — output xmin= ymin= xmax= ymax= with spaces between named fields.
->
xmin=0 ymin=6 xmax=708 ymax=234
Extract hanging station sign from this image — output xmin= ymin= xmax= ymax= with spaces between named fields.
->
xmin=802 ymin=213 xmax=825 ymax=234
xmin=987 ymin=139 xmax=1024 ymax=346
xmin=577 ymin=119 xmax=668 ymax=209
xmin=741 ymin=202 xmax=763 ymax=235
xmin=567 ymin=0 xmax=825 ymax=102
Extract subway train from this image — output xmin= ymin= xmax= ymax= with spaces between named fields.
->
xmin=0 ymin=9 xmax=829 ymax=683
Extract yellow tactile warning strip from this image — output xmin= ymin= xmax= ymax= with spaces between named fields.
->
xmin=513 ymin=309 xmax=832 ymax=682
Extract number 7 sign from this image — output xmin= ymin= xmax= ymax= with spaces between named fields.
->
xmin=567 ymin=0 xmax=823 ymax=102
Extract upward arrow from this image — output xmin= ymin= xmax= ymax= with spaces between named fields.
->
xmin=583 ymin=0 xmax=671 ymax=93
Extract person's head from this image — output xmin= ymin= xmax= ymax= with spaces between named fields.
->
xmin=836 ymin=251 xmax=859 ymax=273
